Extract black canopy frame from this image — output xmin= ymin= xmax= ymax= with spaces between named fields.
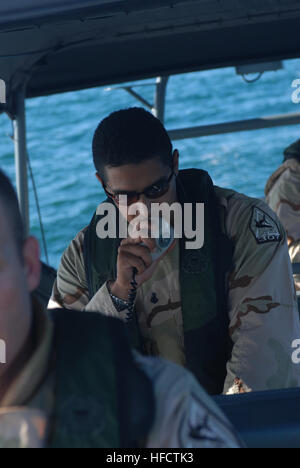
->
xmin=1 ymin=0 xmax=300 ymax=117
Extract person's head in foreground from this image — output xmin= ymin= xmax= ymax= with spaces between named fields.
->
xmin=0 ymin=170 xmax=40 ymax=394
xmin=0 ymin=169 xmax=242 ymax=449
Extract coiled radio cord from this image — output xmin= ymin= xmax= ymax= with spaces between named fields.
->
xmin=126 ymin=267 xmax=138 ymax=322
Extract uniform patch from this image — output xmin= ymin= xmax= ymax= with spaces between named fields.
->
xmin=151 ymin=293 xmax=159 ymax=304
xmin=250 ymin=207 xmax=282 ymax=244
xmin=178 ymin=392 xmax=242 ymax=448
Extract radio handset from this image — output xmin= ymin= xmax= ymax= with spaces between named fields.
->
xmin=126 ymin=218 xmax=175 ymax=319
xmin=149 ymin=217 xmax=175 ymax=261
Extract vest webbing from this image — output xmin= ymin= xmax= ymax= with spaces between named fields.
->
xmin=49 ymin=309 xmax=155 ymax=448
xmin=84 ymin=169 xmax=235 ymax=395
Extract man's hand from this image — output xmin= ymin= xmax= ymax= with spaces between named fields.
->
xmin=110 ymin=236 xmax=172 ymax=301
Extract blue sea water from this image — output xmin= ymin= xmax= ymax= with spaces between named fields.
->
xmin=1 ymin=59 xmax=300 ymax=268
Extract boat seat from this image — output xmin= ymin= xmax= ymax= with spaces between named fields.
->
xmin=293 ymin=263 xmax=300 ymax=275
xmin=214 ymin=388 xmax=300 ymax=448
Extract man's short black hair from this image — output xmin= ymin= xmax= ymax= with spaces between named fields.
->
xmin=0 ymin=169 xmax=25 ymax=253
xmin=92 ymin=107 xmax=173 ymax=179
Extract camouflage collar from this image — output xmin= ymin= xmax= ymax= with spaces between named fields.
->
xmin=0 ymin=301 xmax=53 ymax=408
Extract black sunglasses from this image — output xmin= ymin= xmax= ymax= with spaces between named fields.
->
xmin=104 ymin=171 xmax=175 ymax=206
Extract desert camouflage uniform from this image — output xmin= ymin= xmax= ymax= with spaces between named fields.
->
xmin=49 ymin=188 xmax=300 ymax=394
xmin=0 ymin=304 xmax=241 ymax=448
xmin=265 ymin=157 xmax=300 ymax=291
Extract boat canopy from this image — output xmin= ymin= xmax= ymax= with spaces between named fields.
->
xmin=1 ymin=0 xmax=300 ymax=118
xmin=1 ymin=0 xmax=300 ymax=238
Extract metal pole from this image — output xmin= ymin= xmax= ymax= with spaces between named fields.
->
xmin=168 ymin=112 xmax=300 ymax=141
xmin=124 ymin=87 xmax=153 ymax=110
xmin=153 ymin=76 xmax=169 ymax=123
xmin=13 ymin=86 xmax=29 ymax=236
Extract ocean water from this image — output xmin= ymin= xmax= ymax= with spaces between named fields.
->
xmin=1 ymin=59 xmax=300 ymax=268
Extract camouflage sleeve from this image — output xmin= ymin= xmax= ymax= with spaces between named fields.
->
xmin=133 ymin=353 xmax=242 ymax=448
xmin=289 ymin=241 xmax=300 ymax=291
xmin=265 ymin=162 xmax=300 ymax=244
xmin=222 ymin=193 xmax=300 ymax=394
xmin=48 ymin=227 xmax=121 ymax=317
xmin=48 ymin=228 xmax=90 ymax=311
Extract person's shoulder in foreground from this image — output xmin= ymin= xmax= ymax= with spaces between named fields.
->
xmin=0 ymin=168 xmax=242 ymax=448
xmin=134 ymin=352 xmax=243 ymax=448
xmin=0 ymin=305 xmax=242 ymax=449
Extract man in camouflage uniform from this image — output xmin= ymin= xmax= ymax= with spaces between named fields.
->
xmin=50 ymin=108 xmax=300 ymax=395
xmin=265 ymin=139 xmax=300 ymax=291
xmin=0 ymin=169 xmax=242 ymax=448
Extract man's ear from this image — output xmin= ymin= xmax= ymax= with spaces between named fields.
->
xmin=22 ymin=237 xmax=41 ymax=293
xmin=173 ymin=150 xmax=179 ymax=175
xmin=95 ymin=172 xmax=104 ymax=187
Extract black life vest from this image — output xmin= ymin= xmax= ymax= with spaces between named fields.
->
xmin=49 ymin=309 xmax=155 ymax=448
